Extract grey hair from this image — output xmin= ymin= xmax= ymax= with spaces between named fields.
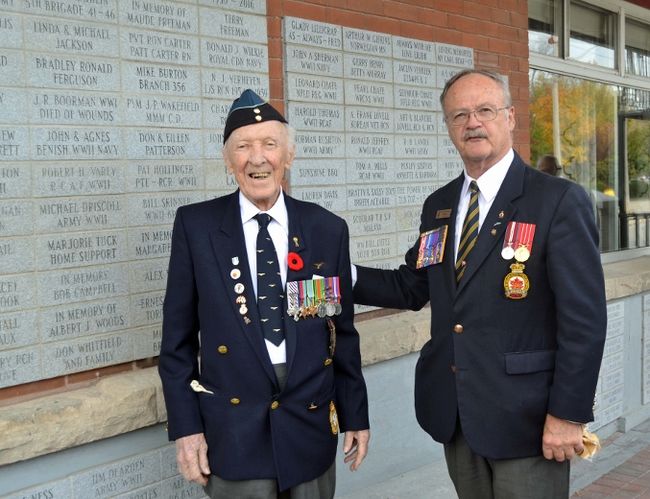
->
xmin=439 ymin=69 xmax=512 ymax=109
xmin=222 ymin=122 xmax=296 ymax=152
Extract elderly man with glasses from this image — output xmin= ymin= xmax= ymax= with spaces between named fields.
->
xmin=353 ymin=69 xmax=606 ymax=498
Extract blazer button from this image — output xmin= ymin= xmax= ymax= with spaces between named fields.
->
xmin=490 ymin=228 xmax=497 ymax=236
xmin=230 ymin=398 xmax=240 ymax=405
xmin=217 ymin=345 xmax=228 ymax=354
xmin=453 ymin=324 xmax=464 ymax=334
xmin=271 ymin=401 xmax=280 ymax=410
xmin=324 ymin=358 xmax=333 ymax=366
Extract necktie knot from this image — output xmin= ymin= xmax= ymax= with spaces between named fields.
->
xmin=469 ymin=180 xmax=479 ymax=195
xmin=254 ymin=213 xmax=272 ymax=229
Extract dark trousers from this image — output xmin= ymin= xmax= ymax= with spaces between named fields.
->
xmin=203 ymin=363 xmax=336 ymax=499
xmin=444 ymin=422 xmax=570 ymax=499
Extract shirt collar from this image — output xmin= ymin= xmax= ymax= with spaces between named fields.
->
xmin=462 ymin=148 xmax=514 ymax=203
xmin=239 ymin=190 xmax=289 ymax=233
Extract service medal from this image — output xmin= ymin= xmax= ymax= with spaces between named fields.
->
xmin=503 ymin=263 xmax=530 ymax=299
xmin=514 ymin=245 xmax=530 ymax=262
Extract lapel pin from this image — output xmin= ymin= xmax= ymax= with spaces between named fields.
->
xmin=498 ymin=211 xmax=505 ymax=219
xmin=230 ymin=268 xmax=241 ymax=279
xmin=234 ymin=283 xmax=245 ymax=294
xmin=293 ymin=236 xmax=299 ymax=248
xmin=232 ymin=256 xmax=239 ymax=265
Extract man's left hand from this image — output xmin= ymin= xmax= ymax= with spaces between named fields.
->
xmin=542 ymin=413 xmax=584 ymax=462
xmin=343 ymin=429 xmax=370 ymax=471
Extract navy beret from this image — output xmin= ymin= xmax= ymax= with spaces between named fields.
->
xmin=223 ymin=89 xmax=287 ymax=143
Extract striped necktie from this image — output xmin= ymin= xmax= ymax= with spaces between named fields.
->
xmin=254 ymin=213 xmax=285 ymax=346
xmin=455 ymin=181 xmax=479 ymax=282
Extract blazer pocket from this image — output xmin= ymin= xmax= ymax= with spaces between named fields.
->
xmin=504 ymin=350 xmax=555 ymax=374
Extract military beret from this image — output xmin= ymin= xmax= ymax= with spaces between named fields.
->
xmin=223 ymin=89 xmax=287 ymax=143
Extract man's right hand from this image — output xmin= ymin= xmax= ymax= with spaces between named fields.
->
xmin=176 ymin=433 xmax=211 ymax=486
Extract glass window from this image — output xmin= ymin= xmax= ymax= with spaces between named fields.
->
xmin=569 ymin=1 xmax=616 ymax=69
xmin=625 ymin=18 xmax=650 ymax=77
xmin=529 ymin=0 xmax=561 ymax=56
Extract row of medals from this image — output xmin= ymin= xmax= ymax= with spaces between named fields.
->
xmin=287 ymin=300 xmax=342 ymax=321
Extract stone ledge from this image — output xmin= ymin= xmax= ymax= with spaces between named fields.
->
xmin=3 ymin=256 xmax=648 ymax=466
xmin=603 ymin=256 xmax=650 ymax=301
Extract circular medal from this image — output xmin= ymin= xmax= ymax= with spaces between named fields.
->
xmin=239 ymin=304 xmax=248 ymax=315
xmin=501 ymin=246 xmax=515 ymax=260
xmin=230 ymin=268 xmax=241 ymax=280
xmin=236 ymin=295 xmax=246 ymax=304
xmin=317 ymin=303 xmax=327 ymax=318
xmin=234 ymin=283 xmax=245 ymax=294
xmin=514 ymin=245 xmax=530 ymax=262
xmin=334 ymin=303 xmax=342 ymax=315
xmin=325 ymin=303 xmax=336 ymax=317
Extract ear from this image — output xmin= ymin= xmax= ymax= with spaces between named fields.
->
xmin=285 ymin=144 xmax=295 ymax=171
xmin=222 ymin=145 xmax=234 ymax=174
xmin=507 ymin=106 xmax=516 ymax=131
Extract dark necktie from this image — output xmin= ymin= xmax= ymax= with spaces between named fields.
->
xmin=455 ymin=181 xmax=479 ymax=282
xmin=254 ymin=213 xmax=285 ymax=346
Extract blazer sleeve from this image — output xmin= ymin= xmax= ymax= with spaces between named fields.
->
xmin=546 ymin=183 xmax=607 ymax=423
xmin=158 ymin=207 xmax=204 ymax=440
xmin=332 ymin=220 xmax=370 ymax=432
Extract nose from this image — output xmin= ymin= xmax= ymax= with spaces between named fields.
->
xmin=465 ymin=110 xmax=482 ymax=127
xmin=249 ymin=143 xmax=266 ymax=165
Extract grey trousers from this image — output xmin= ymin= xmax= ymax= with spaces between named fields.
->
xmin=444 ymin=423 xmax=570 ymax=499
xmin=202 ymin=363 xmax=336 ymax=499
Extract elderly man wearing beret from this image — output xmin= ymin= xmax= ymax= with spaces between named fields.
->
xmin=159 ymin=89 xmax=370 ymax=499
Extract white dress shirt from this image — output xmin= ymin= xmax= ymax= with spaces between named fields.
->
xmin=454 ymin=149 xmax=514 ymax=260
xmin=240 ymin=191 xmax=289 ymax=364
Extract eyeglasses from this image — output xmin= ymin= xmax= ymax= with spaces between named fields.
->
xmin=446 ymin=106 xmax=510 ymax=127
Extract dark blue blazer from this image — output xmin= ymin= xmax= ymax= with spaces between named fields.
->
xmin=159 ymin=191 xmax=369 ymax=491
xmin=355 ymin=154 xmax=606 ymax=459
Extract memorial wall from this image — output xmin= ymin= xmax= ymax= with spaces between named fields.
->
xmin=0 ymin=0 xmax=269 ymax=389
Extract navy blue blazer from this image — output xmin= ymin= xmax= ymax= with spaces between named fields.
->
xmin=355 ymin=153 xmax=606 ymax=460
xmin=159 ymin=191 xmax=369 ymax=491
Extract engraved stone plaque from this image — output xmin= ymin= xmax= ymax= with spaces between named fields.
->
xmin=36 ymin=197 xmax=125 ymax=233
xmin=121 ymin=28 xmax=198 ymax=65
xmin=346 ymin=107 xmax=393 ymax=133
xmin=120 ymin=0 xmax=198 ymax=34
xmin=122 ymin=62 xmax=200 ymax=97
xmin=294 ymin=132 xmax=345 ymax=159
xmin=0 ymin=12 xmax=22 ymax=49
xmin=28 ymin=54 xmax=120 ymax=91
xmin=287 ymin=103 xmax=344 ymax=131
xmin=0 ymin=310 xmax=38 ymax=351
xmin=32 ymin=127 xmax=122 ymax=160
xmin=344 ymin=80 xmax=393 ymax=107
xmin=0 ymin=273 xmax=36 ymax=313
xmin=291 ymin=160 xmax=345 ymax=187
xmin=199 ymin=7 xmax=266 ymax=43
xmin=26 ymin=16 xmax=118 ymax=57
xmin=125 ymin=128 xmax=201 ymax=160
xmin=0 ymin=164 xmax=31 ymax=199
xmin=132 ymin=325 xmax=163 ymax=358
xmin=346 ymin=134 xmax=393 ymax=158
xmin=346 ymin=158 xmax=395 ymax=183
xmin=351 ymin=234 xmax=396 ymax=262
xmin=131 ymin=291 xmax=165 ymax=327
xmin=127 ymin=192 xmax=200 ymax=226
xmin=396 ymin=110 xmax=436 ymax=134
xmin=286 ymin=46 xmax=342 ymax=78
xmin=201 ymin=67 xmax=269 ymax=100
xmin=0 ymin=88 xmax=28 ymax=124
xmin=29 ymin=90 xmax=120 ymax=126
xmin=343 ymin=209 xmax=396 ymax=237
xmin=394 ymin=85 xmax=439 ymax=110
xmin=0 ymin=126 xmax=28 ymax=161
xmin=37 ymin=264 xmax=128 ymax=308
xmin=393 ymin=36 xmax=436 ymax=64
xmin=396 ymin=159 xmax=438 ymax=182
xmin=394 ymin=61 xmax=435 ymax=88
xmin=37 ymin=231 xmax=126 ymax=270
xmin=41 ymin=296 xmax=130 ymax=343
xmin=4 ymin=479 xmax=72 ymax=499
xmin=343 ymin=27 xmax=391 ymax=57
xmin=127 ymin=160 xmax=203 ymax=192
xmin=0 ymin=346 xmax=42 ymax=388
xmin=129 ymin=259 xmax=169 ymax=294
xmin=347 ymin=185 xmax=396 ymax=210
xmin=202 ymin=38 xmax=268 ymax=73
xmin=34 ymin=163 xmax=125 ymax=197
xmin=127 ymin=227 xmax=173 ymax=260
xmin=71 ymin=450 xmax=160 ymax=498
xmin=124 ymin=96 xmax=201 ymax=128
xmin=286 ymin=74 xmax=344 ymax=104
xmin=436 ymin=43 xmax=474 ymax=68
xmin=343 ymin=54 xmax=392 ymax=82
xmin=291 ymin=186 xmax=346 ymax=212
xmin=22 ymin=0 xmax=119 ymax=23
xmin=284 ymin=17 xmax=342 ymax=50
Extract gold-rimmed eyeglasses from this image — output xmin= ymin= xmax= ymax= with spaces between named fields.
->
xmin=446 ymin=106 xmax=510 ymax=127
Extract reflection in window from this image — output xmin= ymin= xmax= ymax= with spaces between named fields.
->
xmin=529 ymin=0 xmax=561 ymax=57
xmin=530 ymin=71 xmax=618 ymax=251
xmin=569 ymin=1 xmax=616 ymax=69
xmin=626 ymin=19 xmax=650 ymax=77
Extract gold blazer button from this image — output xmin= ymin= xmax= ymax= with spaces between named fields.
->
xmin=217 ymin=345 xmax=228 ymax=354
xmin=230 ymin=398 xmax=240 ymax=405
xmin=271 ymin=401 xmax=280 ymax=410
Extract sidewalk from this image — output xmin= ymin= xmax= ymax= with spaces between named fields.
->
xmin=338 ymin=418 xmax=650 ymax=498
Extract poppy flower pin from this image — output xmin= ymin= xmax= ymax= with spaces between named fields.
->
xmin=288 ymin=252 xmax=303 ymax=271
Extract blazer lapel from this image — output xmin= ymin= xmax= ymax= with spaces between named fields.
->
xmin=208 ymin=191 xmax=278 ymax=385
xmin=439 ymin=176 xmax=463 ymax=293
xmin=456 ymin=157 xmax=525 ymax=295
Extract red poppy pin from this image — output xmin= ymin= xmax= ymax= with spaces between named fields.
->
xmin=288 ymin=252 xmax=303 ymax=271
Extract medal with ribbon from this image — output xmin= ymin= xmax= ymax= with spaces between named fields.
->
xmin=501 ymin=221 xmax=536 ymax=299
xmin=415 ymin=225 xmax=448 ymax=269
xmin=286 ymin=276 xmax=342 ymax=320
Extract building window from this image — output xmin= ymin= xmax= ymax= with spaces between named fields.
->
xmin=626 ymin=18 xmax=650 ymax=77
xmin=569 ymin=1 xmax=616 ymax=69
xmin=529 ymin=0 xmax=561 ymax=56
xmin=530 ymin=70 xmax=650 ymax=251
